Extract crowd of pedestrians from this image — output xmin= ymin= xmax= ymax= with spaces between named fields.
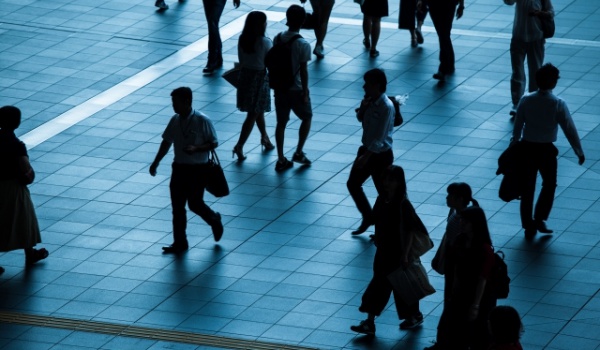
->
xmin=2 ymin=1 xmax=589 ymax=349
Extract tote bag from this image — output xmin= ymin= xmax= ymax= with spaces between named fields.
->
xmin=205 ymin=150 xmax=229 ymax=197
xmin=387 ymin=260 xmax=436 ymax=306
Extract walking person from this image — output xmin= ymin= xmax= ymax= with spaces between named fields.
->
xmin=512 ymin=63 xmax=585 ymax=240
xmin=0 ymin=106 xmax=49 ymax=275
xmin=202 ymin=0 xmax=241 ymax=75
xmin=361 ymin=0 xmax=389 ymax=57
xmin=399 ymin=0 xmax=428 ymax=47
xmin=232 ymin=11 xmax=275 ymax=161
xmin=505 ymin=0 xmax=554 ymax=117
xmin=426 ymin=206 xmax=497 ymax=350
xmin=301 ymin=0 xmax=335 ymax=59
xmin=272 ymin=5 xmax=314 ymax=172
xmin=419 ymin=0 xmax=464 ymax=81
xmin=150 ymin=87 xmax=224 ymax=253
xmin=350 ymin=165 xmax=426 ymax=336
xmin=348 ymin=68 xmax=394 ymax=235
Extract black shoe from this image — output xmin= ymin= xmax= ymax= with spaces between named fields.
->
xmin=352 ymin=219 xmax=373 ymax=235
xmin=292 ymin=151 xmax=311 ymax=165
xmin=350 ymin=319 xmax=375 ymax=336
xmin=524 ymin=227 xmax=537 ymax=240
xmin=433 ymin=72 xmax=446 ymax=81
xmin=400 ymin=313 xmax=423 ymax=330
xmin=275 ymin=158 xmax=293 ymax=172
xmin=363 ymin=38 xmax=371 ymax=50
xmin=536 ymin=220 xmax=553 ymax=234
xmin=369 ymin=50 xmax=379 ymax=58
xmin=202 ymin=58 xmax=223 ymax=74
xmin=162 ymin=244 xmax=188 ymax=254
xmin=212 ymin=213 xmax=224 ymax=242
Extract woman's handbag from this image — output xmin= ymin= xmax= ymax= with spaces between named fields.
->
xmin=205 ymin=150 xmax=229 ymax=197
xmin=401 ymin=198 xmax=433 ymax=257
xmin=387 ymin=260 xmax=436 ymax=306
xmin=300 ymin=3 xmax=317 ymax=30
xmin=540 ymin=0 xmax=555 ymax=38
xmin=431 ymin=233 xmax=447 ymax=275
xmin=222 ymin=63 xmax=240 ymax=88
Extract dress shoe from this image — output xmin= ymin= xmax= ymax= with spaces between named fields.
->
xmin=433 ymin=72 xmax=446 ymax=81
xmin=212 ymin=213 xmax=224 ymax=242
xmin=535 ymin=220 xmax=553 ymax=234
xmin=352 ymin=219 xmax=373 ymax=235
xmin=162 ymin=244 xmax=188 ymax=254
xmin=524 ymin=228 xmax=537 ymax=240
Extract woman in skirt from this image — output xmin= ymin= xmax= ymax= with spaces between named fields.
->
xmin=232 ymin=11 xmax=275 ymax=161
xmin=0 ymin=106 xmax=48 ymax=275
xmin=361 ymin=0 xmax=389 ymax=57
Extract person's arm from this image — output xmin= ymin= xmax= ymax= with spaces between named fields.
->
xmin=18 ymin=156 xmax=35 ymax=184
xmin=184 ymin=141 xmax=218 ymax=154
xmin=556 ymin=101 xmax=585 ymax=164
xmin=469 ymin=244 xmax=495 ymax=320
xmin=512 ymin=102 xmax=525 ymax=142
xmin=469 ymin=277 xmax=487 ymax=321
xmin=150 ymin=140 xmax=172 ymax=176
xmin=299 ymin=61 xmax=309 ymax=103
xmin=365 ymin=97 xmax=393 ymax=153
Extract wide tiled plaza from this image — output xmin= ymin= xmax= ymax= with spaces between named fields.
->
xmin=1 ymin=0 xmax=599 ymax=349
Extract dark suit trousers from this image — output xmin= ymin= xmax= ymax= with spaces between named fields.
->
xmin=347 ymin=146 xmax=394 ymax=221
xmin=170 ymin=163 xmax=219 ymax=246
xmin=428 ymin=0 xmax=459 ymax=74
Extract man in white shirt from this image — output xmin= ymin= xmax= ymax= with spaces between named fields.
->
xmin=505 ymin=0 xmax=554 ymax=117
xmin=150 ymin=87 xmax=224 ymax=253
xmin=512 ymin=64 xmax=585 ymax=240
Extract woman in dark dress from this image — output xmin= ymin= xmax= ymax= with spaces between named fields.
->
xmin=361 ymin=0 xmax=389 ymax=57
xmin=350 ymin=165 xmax=426 ymax=336
xmin=0 ymin=106 xmax=48 ymax=275
xmin=426 ymin=206 xmax=497 ymax=350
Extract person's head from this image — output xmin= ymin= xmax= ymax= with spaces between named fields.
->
xmin=382 ymin=165 xmax=407 ymax=200
xmin=488 ymin=305 xmax=523 ymax=345
xmin=459 ymin=206 xmax=492 ymax=246
xmin=240 ymin=11 xmax=267 ymax=53
xmin=170 ymin=87 xmax=193 ymax=116
xmin=0 ymin=105 xmax=22 ymax=131
xmin=285 ymin=5 xmax=306 ymax=29
xmin=536 ymin=63 xmax=560 ymax=91
xmin=363 ymin=68 xmax=387 ymax=98
xmin=446 ymin=182 xmax=479 ymax=210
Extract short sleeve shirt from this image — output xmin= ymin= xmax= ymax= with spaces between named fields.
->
xmin=162 ymin=110 xmax=218 ymax=164
xmin=274 ymin=30 xmax=311 ymax=91
xmin=238 ymin=37 xmax=272 ymax=70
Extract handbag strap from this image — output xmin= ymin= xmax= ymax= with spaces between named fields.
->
xmin=210 ymin=149 xmax=221 ymax=166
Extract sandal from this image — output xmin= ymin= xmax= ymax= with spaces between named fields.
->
xmin=26 ymin=248 xmax=49 ymax=266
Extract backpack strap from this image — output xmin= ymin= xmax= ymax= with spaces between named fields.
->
xmin=283 ymin=34 xmax=303 ymax=80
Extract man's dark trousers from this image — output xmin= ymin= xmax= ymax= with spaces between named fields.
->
xmin=428 ymin=0 xmax=459 ymax=74
xmin=347 ymin=146 xmax=393 ymax=222
xmin=170 ymin=163 xmax=219 ymax=246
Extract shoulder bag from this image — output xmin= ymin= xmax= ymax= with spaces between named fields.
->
xmin=205 ymin=150 xmax=230 ymax=197
xmin=540 ymin=0 xmax=555 ymax=38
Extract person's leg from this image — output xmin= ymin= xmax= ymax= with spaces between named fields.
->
xmin=510 ymin=38 xmax=527 ymax=107
xmin=362 ymin=15 xmax=372 ymax=44
xmin=255 ymin=112 xmax=273 ymax=149
xmin=527 ymin=39 xmax=545 ymax=93
xmin=534 ymin=144 xmax=558 ymax=224
xmin=187 ymin=165 xmax=223 ymax=240
xmin=169 ymin=165 xmax=189 ymax=247
xmin=347 ymin=147 xmax=376 ymax=229
xmin=370 ymin=17 xmax=381 ymax=52
xmin=202 ymin=0 xmax=227 ymax=66
xmin=289 ymin=90 xmax=313 ymax=158
xmin=234 ymin=111 xmax=258 ymax=158
xmin=370 ymin=149 xmax=394 ymax=196
xmin=437 ymin=2 xmax=456 ymax=73
xmin=519 ymin=144 xmax=538 ymax=235
xmin=274 ymin=91 xmax=292 ymax=162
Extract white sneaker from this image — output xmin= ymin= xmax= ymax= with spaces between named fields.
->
xmin=155 ymin=0 xmax=169 ymax=9
xmin=313 ymin=44 xmax=324 ymax=59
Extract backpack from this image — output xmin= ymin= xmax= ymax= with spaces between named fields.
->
xmin=265 ymin=33 xmax=302 ymax=90
xmin=491 ymin=250 xmax=510 ymax=299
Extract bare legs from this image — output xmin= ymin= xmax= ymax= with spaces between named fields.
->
xmin=363 ymin=15 xmax=381 ymax=57
xmin=233 ymin=112 xmax=273 ymax=160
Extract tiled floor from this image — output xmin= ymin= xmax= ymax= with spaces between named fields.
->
xmin=1 ymin=0 xmax=600 ymax=349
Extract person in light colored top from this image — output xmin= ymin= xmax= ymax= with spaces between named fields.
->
xmin=232 ymin=11 xmax=275 ymax=161
xmin=512 ymin=63 xmax=584 ymax=239
xmin=348 ymin=68 xmax=395 ymax=235
xmin=150 ymin=87 xmax=224 ymax=253
xmin=504 ymin=0 xmax=554 ymax=116
xmin=273 ymin=5 xmax=314 ymax=172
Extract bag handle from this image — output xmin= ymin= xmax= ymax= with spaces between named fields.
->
xmin=210 ymin=149 xmax=221 ymax=166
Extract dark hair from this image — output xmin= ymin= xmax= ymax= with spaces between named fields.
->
xmin=364 ymin=68 xmax=387 ymax=93
xmin=460 ymin=206 xmax=492 ymax=246
xmin=170 ymin=87 xmax=193 ymax=103
xmin=447 ymin=182 xmax=479 ymax=207
xmin=0 ymin=105 xmax=22 ymax=130
xmin=240 ymin=11 xmax=267 ymax=54
xmin=383 ymin=165 xmax=407 ymax=199
xmin=536 ymin=63 xmax=560 ymax=90
xmin=286 ymin=5 xmax=306 ymax=28
xmin=489 ymin=305 xmax=523 ymax=345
